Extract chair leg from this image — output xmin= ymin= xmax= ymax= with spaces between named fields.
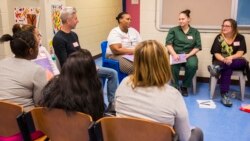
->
xmin=210 ymin=76 xmax=218 ymax=99
xmin=192 ymin=74 xmax=197 ymax=94
xmin=239 ymin=73 xmax=245 ymax=101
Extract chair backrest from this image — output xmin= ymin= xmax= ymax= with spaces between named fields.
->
xmin=0 ymin=101 xmax=23 ymax=136
xmin=100 ymin=41 xmax=108 ymax=60
xmin=26 ymin=107 xmax=93 ymax=141
xmin=94 ymin=117 xmax=176 ymax=141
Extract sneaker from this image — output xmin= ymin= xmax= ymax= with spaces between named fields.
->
xmin=208 ymin=65 xmax=221 ymax=78
xmin=180 ymin=86 xmax=188 ymax=97
xmin=221 ymin=94 xmax=232 ymax=107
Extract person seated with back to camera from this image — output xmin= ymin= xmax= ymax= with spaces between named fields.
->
xmin=208 ymin=18 xmax=249 ymax=107
xmin=12 ymin=23 xmax=60 ymax=76
xmin=115 ymin=40 xmax=203 ymax=141
xmin=107 ymin=11 xmax=142 ymax=74
xmin=0 ymin=26 xmax=48 ymax=112
xmin=39 ymin=49 xmax=105 ymax=121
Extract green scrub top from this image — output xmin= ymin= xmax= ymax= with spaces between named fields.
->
xmin=165 ymin=26 xmax=202 ymax=54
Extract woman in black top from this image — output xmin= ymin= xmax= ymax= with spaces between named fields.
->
xmin=209 ymin=18 xmax=248 ymax=107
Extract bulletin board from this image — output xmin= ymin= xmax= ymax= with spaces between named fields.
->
xmin=156 ymin=0 xmax=250 ymax=32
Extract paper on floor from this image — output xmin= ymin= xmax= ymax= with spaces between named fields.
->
xmin=197 ymin=100 xmax=216 ymax=109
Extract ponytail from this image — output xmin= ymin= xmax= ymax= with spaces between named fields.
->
xmin=0 ymin=34 xmax=13 ymax=42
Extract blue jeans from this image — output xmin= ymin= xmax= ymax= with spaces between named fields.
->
xmin=97 ymin=67 xmax=118 ymax=103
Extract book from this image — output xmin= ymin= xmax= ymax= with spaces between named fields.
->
xmin=170 ymin=54 xmax=187 ymax=65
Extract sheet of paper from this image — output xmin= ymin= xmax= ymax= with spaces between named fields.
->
xmin=33 ymin=57 xmax=53 ymax=73
xmin=170 ymin=54 xmax=187 ymax=65
xmin=122 ymin=55 xmax=134 ymax=62
xmin=197 ymin=100 xmax=216 ymax=109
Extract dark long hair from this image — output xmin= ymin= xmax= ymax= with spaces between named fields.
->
xmin=40 ymin=49 xmax=104 ymax=121
xmin=0 ymin=29 xmax=38 ymax=58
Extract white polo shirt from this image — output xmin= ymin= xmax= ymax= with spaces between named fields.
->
xmin=107 ymin=26 xmax=142 ymax=55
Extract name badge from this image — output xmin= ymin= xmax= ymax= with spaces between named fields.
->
xmin=233 ymin=41 xmax=240 ymax=46
xmin=187 ymin=35 xmax=193 ymax=40
xmin=73 ymin=42 xmax=79 ymax=47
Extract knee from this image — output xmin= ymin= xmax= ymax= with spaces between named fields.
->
xmin=190 ymin=127 xmax=204 ymax=141
xmin=186 ymin=63 xmax=198 ymax=70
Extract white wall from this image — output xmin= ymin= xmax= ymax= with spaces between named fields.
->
xmin=140 ymin=0 xmax=250 ymax=78
xmin=0 ymin=0 xmax=11 ymax=59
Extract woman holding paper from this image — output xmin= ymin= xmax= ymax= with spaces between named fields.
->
xmin=165 ymin=9 xmax=201 ymax=96
xmin=107 ymin=12 xmax=142 ymax=74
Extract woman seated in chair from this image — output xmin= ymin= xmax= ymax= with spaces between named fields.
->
xmin=107 ymin=12 xmax=142 ymax=74
xmin=165 ymin=9 xmax=201 ymax=97
xmin=115 ymin=40 xmax=203 ymax=141
xmin=208 ymin=18 xmax=248 ymax=107
xmin=0 ymin=26 xmax=48 ymax=112
xmin=39 ymin=49 xmax=105 ymax=121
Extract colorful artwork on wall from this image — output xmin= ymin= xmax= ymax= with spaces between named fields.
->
xmin=14 ymin=7 xmax=40 ymax=27
xmin=51 ymin=5 xmax=63 ymax=34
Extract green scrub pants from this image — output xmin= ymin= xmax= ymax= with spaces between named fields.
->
xmin=171 ymin=55 xmax=198 ymax=88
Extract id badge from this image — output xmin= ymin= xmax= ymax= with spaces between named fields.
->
xmin=233 ymin=41 xmax=240 ymax=46
xmin=187 ymin=35 xmax=193 ymax=40
xmin=73 ymin=42 xmax=79 ymax=47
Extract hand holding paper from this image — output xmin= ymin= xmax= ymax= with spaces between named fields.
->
xmin=170 ymin=54 xmax=187 ymax=65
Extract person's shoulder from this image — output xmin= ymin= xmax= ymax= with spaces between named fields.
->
xmin=110 ymin=26 xmax=120 ymax=32
xmin=163 ymin=84 xmax=182 ymax=97
xmin=120 ymin=76 xmax=131 ymax=85
xmin=237 ymin=33 xmax=245 ymax=39
xmin=53 ymin=30 xmax=64 ymax=40
xmin=129 ymin=27 xmax=138 ymax=31
xmin=214 ymin=34 xmax=221 ymax=39
xmin=71 ymin=31 xmax=78 ymax=36
xmin=189 ymin=26 xmax=200 ymax=33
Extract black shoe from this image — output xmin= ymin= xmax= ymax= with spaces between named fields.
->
xmin=208 ymin=65 xmax=221 ymax=78
xmin=221 ymin=93 xmax=232 ymax=107
xmin=180 ymin=86 xmax=188 ymax=97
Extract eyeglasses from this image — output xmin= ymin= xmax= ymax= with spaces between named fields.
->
xmin=221 ymin=25 xmax=232 ymax=28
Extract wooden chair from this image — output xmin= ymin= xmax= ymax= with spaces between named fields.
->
xmin=0 ymin=101 xmax=23 ymax=141
xmin=24 ymin=107 xmax=93 ymax=141
xmin=92 ymin=117 xmax=176 ymax=141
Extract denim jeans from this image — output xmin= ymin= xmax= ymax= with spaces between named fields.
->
xmin=97 ymin=67 xmax=118 ymax=103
